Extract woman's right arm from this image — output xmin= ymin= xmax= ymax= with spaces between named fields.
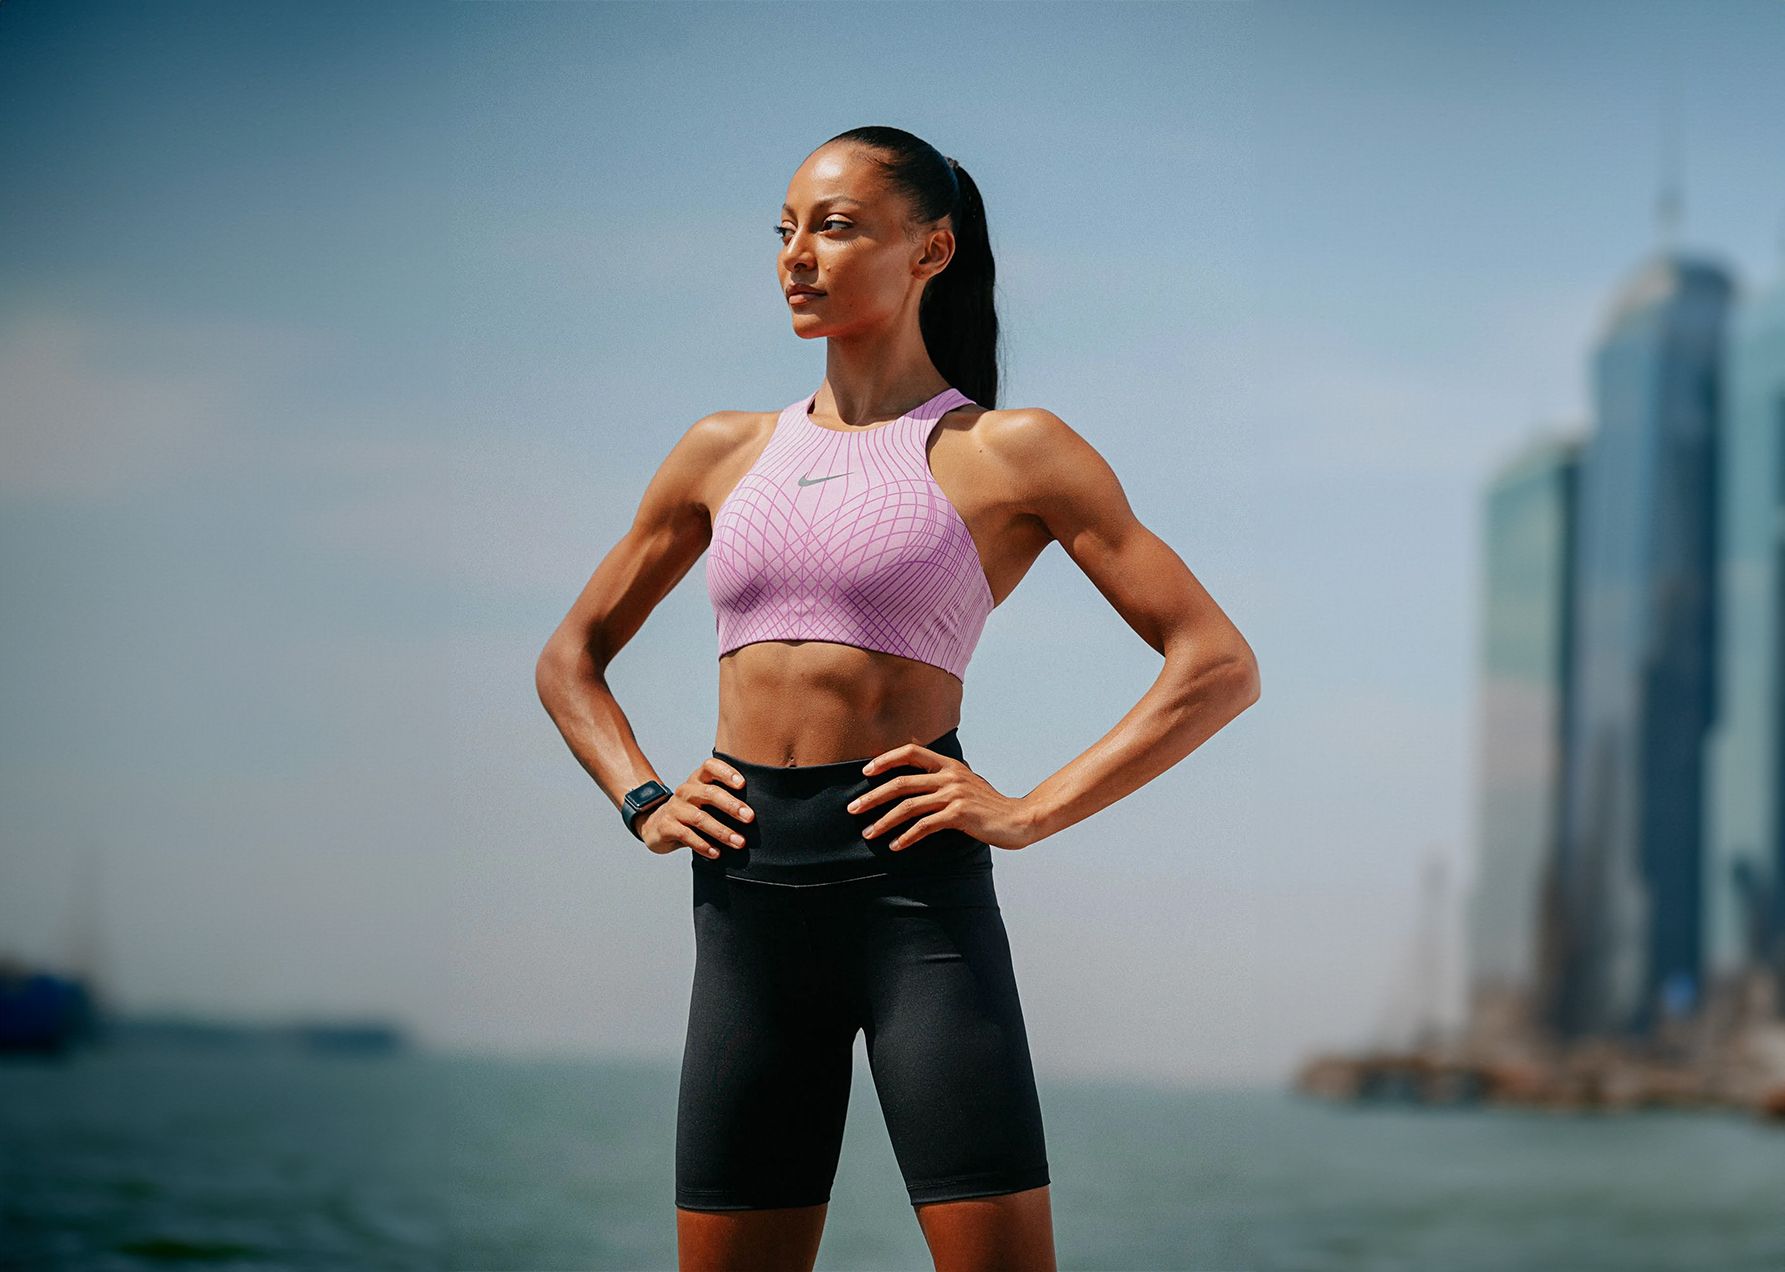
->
xmin=534 ymin=411 xmax=754 ymax=854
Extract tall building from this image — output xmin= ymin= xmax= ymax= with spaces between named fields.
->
xmin=1704 ymin=267 xmax=1785 ymax=993
xmin=1467 ymin=433 xmax=1582 ymax=1051
xmin=1553 ymin=251 xmax=1734 ymax=1039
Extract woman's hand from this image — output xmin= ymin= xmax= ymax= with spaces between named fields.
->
xmin=638 ymin=758 xmax=753 ymax=859
xmin=848 ymin=742 xmax=1037 ymax=852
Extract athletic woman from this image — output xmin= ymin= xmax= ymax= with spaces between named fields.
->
xmin=536 ymin=125 xmax=1260 ymax=1272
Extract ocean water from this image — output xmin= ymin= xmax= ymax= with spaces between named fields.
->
xmin=3 ymin=1045 xmax=1784 ymax=1270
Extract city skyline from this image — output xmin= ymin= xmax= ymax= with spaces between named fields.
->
xmin=5 ymin=1 xmax=1785 ymax=1087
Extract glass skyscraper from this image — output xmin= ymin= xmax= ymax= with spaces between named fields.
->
xmin=1469 ymin=434 xmax=1581 ymax=1048
xmin=1553 ymin=251 xmax=1734 ymax=1039
xmin=1704 ymin=270 xmax=1785 ymax=991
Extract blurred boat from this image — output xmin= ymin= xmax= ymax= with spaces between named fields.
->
xmin=0 ymin=959 xmax=100 ymax=1057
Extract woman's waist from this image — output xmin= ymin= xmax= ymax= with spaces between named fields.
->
xmin=690 ymin=831 xmax=992 ymax=886
xmin=693 ymin=724 xmax=990 ymax=885
xmin=710 ymin=724 xmax=965 ymax=795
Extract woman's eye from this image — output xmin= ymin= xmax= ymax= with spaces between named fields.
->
xmin=773 ymin=219 xmax=851 ymax=242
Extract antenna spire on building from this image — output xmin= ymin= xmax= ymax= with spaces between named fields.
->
xmin=1656 ymin=37 xmax=1683 ymax=250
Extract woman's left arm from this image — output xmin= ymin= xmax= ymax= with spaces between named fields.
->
xmin=987 ymin=406 xmax=1260 ymax=846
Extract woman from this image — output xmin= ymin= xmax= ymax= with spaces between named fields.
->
xmin=537 ymin=125 xmax=1259 ymax=1272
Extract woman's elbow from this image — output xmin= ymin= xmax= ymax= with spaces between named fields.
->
xmin=1233 ymin=653 xmax=1261 ymax=710
xmin=535 ymin=632 xmax=584 ymax=711
xmin=1227 ymin=641 xmax=1261 ymax=711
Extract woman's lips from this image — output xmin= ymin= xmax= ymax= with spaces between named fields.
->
xmin=788 ymin=290 xmax=824 ymax=305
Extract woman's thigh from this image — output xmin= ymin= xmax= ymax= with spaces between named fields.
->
xmin=847 ymin=870 xmax=1052 ymax=1207
xmin=675 ymin=874 xmax=860 ymax=1212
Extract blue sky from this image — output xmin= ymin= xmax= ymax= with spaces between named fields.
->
xmin=3 ymin=0 xmax=1782 ymax=1087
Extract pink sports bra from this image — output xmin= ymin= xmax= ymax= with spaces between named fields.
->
xmin=706 ymin=385 xmax=995 ymax=682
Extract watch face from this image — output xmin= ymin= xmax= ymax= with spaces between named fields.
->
xmin=630 ymin=780 xmax=670 ymax=809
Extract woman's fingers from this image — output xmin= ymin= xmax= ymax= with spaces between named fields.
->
xmin=687 ymin=804 xmax=747 ymax=850
xmin=848 ymin=763 xmax=959 ymax=814
xmin=887 ymin=810 xmax=955 ymax=852
xmin=851 ymin=772 xmax=960 ymax=829
xmin=644 ymin=808 xmax=713 ymax=858
xmin=657 ymin=808 xmax=726 ymax=858
xmin=701 ymin=757 xmax=747 ymax=791
xmin=686 ymin=779 xmax=751 ymax=849
xmin=652 ymin=765 xmax=755 ymax=858
xmin=692 ymin=780 xmax=753 ymax=825
xmin=846 ymin=775 xmax=907 ymax=815
xmin=686 ymin=829 xmax=725 ymax=859
xmin=861 ymin=743 xmax=944 ymax=776
xmin=866 ymin=791 xmax=954 ymax=845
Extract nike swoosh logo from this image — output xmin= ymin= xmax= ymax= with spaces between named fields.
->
xmin=797 ymin=472 xmax=850 ymax=486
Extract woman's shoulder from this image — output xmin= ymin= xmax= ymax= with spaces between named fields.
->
xmin=959 ymin=401 xmax=1078 ymax=451
xmin=957 ymin=403 xmax=1107 ymax=509
xmin=676 ymin=407 xmax=784 ymax=516
xmin=685 ymin=404 xmax=782 ymax=449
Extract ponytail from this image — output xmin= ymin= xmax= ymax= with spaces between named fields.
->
xmin=825 ymin=127 xmax=1002 ymax=408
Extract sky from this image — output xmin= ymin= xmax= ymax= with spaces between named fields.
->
xmin=3 ymin=0 xmax=1783 ymax=1089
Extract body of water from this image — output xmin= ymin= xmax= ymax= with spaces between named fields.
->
xmin=3 ymin=1045 xmax=1783 ymax=1270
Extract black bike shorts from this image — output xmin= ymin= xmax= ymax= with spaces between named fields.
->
xmin=674 ymin=728 xmax=1051 ymax=1210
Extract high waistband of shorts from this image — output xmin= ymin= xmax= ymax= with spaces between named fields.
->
xmin=711 ymin=727 xmax=964 ymax=794
xmin=694 ymin=727 xmax=992 ymax=886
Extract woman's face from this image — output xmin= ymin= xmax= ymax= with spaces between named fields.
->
xmin=777 ymin=144 xmax=952 ymax=338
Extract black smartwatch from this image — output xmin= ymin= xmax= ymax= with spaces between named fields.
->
xmin=621 ymin=779 xmax=673 ymax=840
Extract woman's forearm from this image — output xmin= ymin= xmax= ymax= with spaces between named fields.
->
xmin=535 ymin=636 xmax=663 ymax=823
xmin=1018 ymin=644 xmax=1258 ymax=846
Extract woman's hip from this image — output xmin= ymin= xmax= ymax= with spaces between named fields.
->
xmin=691 ymin=725 xmax=994 ymax=887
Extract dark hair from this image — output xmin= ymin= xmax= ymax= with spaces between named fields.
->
xmin=823 ymin=126 xmax=1001 ymax=409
